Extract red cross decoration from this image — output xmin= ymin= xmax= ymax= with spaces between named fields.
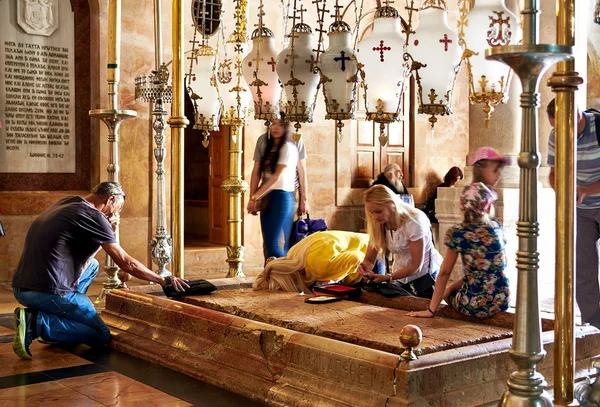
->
xmin=372 ymin=40 xmax=391 ymax=62
xmin=439 ymin=34 xmax=452 ymax=51
xmin=487 ymin=11 xmax=511 ymax=46
xmin=267 ymin=57 xmax=276 ymax=72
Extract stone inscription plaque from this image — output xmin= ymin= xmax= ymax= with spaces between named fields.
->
xmin=0 ymin=0 xmax=75 ymax=173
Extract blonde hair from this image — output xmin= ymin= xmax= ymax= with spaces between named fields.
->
xmin=363 ymin=185 xmax=422 ymax=253
xmin=253 ymin=234 xmax=320 ymax=292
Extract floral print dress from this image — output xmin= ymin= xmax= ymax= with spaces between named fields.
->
xmin=444 ymin=221 xmax=510 ymax=319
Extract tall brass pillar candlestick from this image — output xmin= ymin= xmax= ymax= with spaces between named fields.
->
xmin=167 ymin=0 xmax=189 ymax=278
xmin=547 ymin=1 xmax=583 ymax=405
xmin=221 ymin=0 xmax=250 ymax=278
xmin=221 ymin=123 xmax=249 ymax=277
xmin=90 ymin=0 xmax=137 ymax=303
xmin=135 ymin=0 xmax=173 ymax=277
xmin=486 ymin=1 xmax=573 ymax=406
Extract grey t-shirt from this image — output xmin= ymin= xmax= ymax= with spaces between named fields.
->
xmin=12 ymin=196 xmax=117 ymax=295
xmin=253 ymin=133 xmax=306 ymax=189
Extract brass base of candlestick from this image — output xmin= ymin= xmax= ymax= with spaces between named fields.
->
xmin=93 ymin=264 xmax=128 ymax=305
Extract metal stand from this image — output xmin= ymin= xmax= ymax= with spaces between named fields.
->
xmin=89 ymin=0 xmax=137 ymax=305
xmin=548 ymin=0 xmax=583 ymax=405
xmin=89 ymin=107 xmax=136 ymax=305
xmin=486 ymin=1 xmax=573 ymax=406
xmin=135 ymin=0 xmax=173 ymax=278
xmin=221 ymin=123 xmax=249 ymax=277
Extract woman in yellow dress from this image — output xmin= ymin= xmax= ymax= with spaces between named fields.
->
xmin=253 ymin=231 xmax=374 ymax=293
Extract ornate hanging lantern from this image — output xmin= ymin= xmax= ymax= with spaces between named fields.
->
xmin=242 ymin=0 xmax=282 ymax=123
xmin=356 ymin=0 xmax=410 ymax=146
xmin=186 ymin=1 xmax=222 ymax=147
xmin=458 ymin=0 xmax=521 ymax=128
xmin=318 ymin=0 xmax=359 ymax=142
xmin=187 ymin=45 xmax=221 ymax=147
xmin=219 ymin=0 xmax=252 ymax=128
xmin=406 ymin=0 xmax=462 ymax=129
xmin=276 ymin=2 xmax=320 ymax=140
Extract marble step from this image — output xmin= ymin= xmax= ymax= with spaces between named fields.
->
xmin=184 ymin=243 xmax=228 ymax=279
xmin=183 ymin=242 xmax=262 ymax=279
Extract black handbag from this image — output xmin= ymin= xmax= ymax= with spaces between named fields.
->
xmin=396 ymin=273 xmax=435 ymax=299
xmin=363 ymin=280 xmax=414 ymax=297
xmin=162 ymin=278 xmax=216 ymax=298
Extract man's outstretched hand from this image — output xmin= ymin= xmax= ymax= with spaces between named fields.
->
xmin=163 ymin=276 xmax=190 ymax=292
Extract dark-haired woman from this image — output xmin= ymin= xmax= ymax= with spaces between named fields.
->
xmin=421 ymin=166 xmax=464 ymax=224
xmin=247 ymin=117 xmax=299 ymax=259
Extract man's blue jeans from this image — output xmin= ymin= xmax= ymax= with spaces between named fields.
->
xmin=13 ymin=259 xmax=110 ymax=347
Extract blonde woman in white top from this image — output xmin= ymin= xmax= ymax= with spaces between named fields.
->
xmin=358 ymin=185 xmax=442 ymax=298
xmin=247 ymin=115 xmax=299 ymax=258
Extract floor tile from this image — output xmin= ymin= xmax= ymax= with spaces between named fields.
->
xmin=0 ymin=380 xmax=103 ymax=407
xmin=0 ymin=326 xmax=13 ymax=336
xmin=57 ymin=371 xmax=193 ymax=406
xmin=70 ymin=345 xmax=265 ymax=406
xmin=0 ymin=342 xmax=92 ymax=378
xmin=0 ymin=325 xmax=13 ymax=343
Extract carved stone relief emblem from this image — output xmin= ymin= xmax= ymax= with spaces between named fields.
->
xmin=17 ymin=0 xmax=59 ymax=37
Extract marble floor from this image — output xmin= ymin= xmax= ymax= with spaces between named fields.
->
xmin=0 ymin=283 xmax=264 ymax=407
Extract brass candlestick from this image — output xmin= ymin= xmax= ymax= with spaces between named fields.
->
xmin=168 ymin=0 xmax=189 ymax=278
xmin=486 ymin=1 xmax=572 ymax=406
xmin=221 ymin=0 xmax=250 ymax=278
xmin=90 ymin=0 xmax=136 ymax=304
xmin=135 ymin=0 xmax=173 ymax=278
xmin=547 ymin=0 xmax=583 ymax=405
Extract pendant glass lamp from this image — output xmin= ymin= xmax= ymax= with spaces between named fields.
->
xmin=242 ymin=4 xmax=282 ymax=122
xmin=187 ymin=45 xmax=222 ymax=147
xmin=276 ymin=21 xmax=320 ymax=138
xmin=407 ymin=0 xmax=462 ymax=129
xmin=459 ymin=0 xmax=521 ymax=127
xmin=318 ymin=5 xmax=359 ymax=142
xmin=356 ymin=2 xmax=409 ymax=145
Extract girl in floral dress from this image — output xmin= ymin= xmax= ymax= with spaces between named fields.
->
xmin=407 ymin=182 xmax=510 ymax=319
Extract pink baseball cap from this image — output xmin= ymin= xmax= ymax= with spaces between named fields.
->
xmin=467 ymin=147 xmax=509 ymax=166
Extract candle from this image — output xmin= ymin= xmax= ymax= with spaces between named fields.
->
xmin=107 ymin=0 xmax=121 ymax=83
xmin=380 ymin=90 xmax=398 ymax=113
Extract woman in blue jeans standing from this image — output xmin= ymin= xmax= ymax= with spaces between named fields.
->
xmin=247 ymin=114 xmax=299 ymax=259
